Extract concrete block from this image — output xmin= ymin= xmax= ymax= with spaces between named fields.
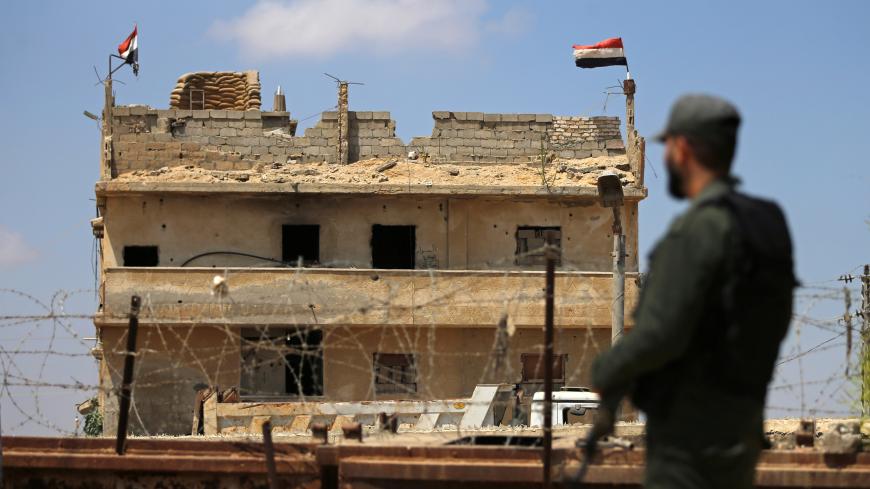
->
xmin=224 ymin=121 xmax=243 ymax=129
xmin=219 ymin=128 xmax=237 ymax=137
xmin=452 ymin=112 xmax=467 ymax=120
xmin=129 ymin=106 xmax=148 ymax=116
xmin=192 ymin=110 xmax=210 ymax=119
xmin=234 ymin=146 xmax=252 ymax=155
xmin=209 ymin=110 xmax=227 ymax=118
xmin=156 ymin=109 xmax=176 ymax=118
xmin=516 ymin=114 xmax=535 ymax=122
xmin=483 ymin=113 xmax=501 ymax=122
xmin=606 ymin=139 xmax=625 ymax=149
xmin=371 ymin=128 xmax=389 ymax=138
xmin=466 ymin=112 xmax=484 ymax=121
xmin=502 ymin=114 xmax=518 ymax=122
xmin=321 ymin=111 xmax=339 ymax=121
xmin=372 ymin=111 xmax=389 ymax=120
xmin=113 ymin=107 xmax=131 ymax=116
xmin=356 ymin=111 xmax=373 ymax=120
xmin=535 ymin=114 xmax=554 ymax=123
xmin=245 ymin=120 xmax=263 ymax=128
xmin=305 ymin=128 xmax=322 ymax=137
xmin=433 ymin=111 xmax=451 ymax=120
xmin=226 ymin=110 xmax=244 ymax=120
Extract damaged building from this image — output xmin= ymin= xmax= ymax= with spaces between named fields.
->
xmin=90 ymin=70 xmax=646 ymax=435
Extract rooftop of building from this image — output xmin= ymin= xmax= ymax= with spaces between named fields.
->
xmin=101 ymin=71 xmax=646 ymax=199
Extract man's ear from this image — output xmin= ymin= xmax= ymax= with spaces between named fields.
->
xmin=673 ymin=136 xmax=693 ymax=169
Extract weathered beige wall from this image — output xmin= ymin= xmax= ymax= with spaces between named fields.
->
xmin=98 ymin=322 xmax=611 ymax=434
xmin=99 ymin=325 xmax=240 ymax=435
xmin=100 ymin=268 xmax=639 ymax=329
xmin=102 ymin=194 xmax=639 ymax=272
xmin=323 ymin=326 xmax=611 ymax=401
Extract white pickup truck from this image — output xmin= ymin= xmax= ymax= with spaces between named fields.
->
xmin=529 ymin=387 xmax=601 ymax=427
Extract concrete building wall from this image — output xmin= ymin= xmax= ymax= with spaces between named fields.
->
xmin=99 ymin=325 xmax=240 ymax=435
xmin=109 ymin=109 xmax=629 ymax=170
xmin=97 ymin=322 xmax=609 ymax=434
xmin=101 ymin=194 xmax=638 ymax=272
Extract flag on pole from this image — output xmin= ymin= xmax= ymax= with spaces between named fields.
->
xmin=573 ymin=37 xmax=627 ymax=69
xmin=117 ymin=26 xmax=139 ymax=75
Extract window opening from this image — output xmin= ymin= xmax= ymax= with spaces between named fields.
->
xmin=515 ymin=227 xmax=561 ymax=266
xmin=240 ymin=327 xmax=323 ymax=397
xmin=282 ymin=224 xmax=320 ymax=265
xmin=123 ymin=246 xmax=159 ymax=267
xmin=371 ymin=225 xmax=415 ymax=269
xmin=373 ymin=353 xmax=417 ymax=394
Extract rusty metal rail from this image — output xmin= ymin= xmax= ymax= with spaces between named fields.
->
xmin=3 ymin=436 xmax=870 ymax=488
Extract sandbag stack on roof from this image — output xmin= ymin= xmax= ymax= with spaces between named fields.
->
xmin=169 ymin=70 xmax=261 ymax=111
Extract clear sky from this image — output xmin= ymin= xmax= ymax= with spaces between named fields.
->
xmin=0 ymin=1 xmax=868 ymax=434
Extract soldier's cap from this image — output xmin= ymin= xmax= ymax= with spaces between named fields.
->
xmin=654 ymin=94 xmax=741 ymax=144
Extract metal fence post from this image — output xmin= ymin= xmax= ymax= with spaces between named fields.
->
xmin=115 ymin=295 xmax=141 ymax=455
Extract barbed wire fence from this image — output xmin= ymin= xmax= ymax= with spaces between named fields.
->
xmin=0 ymin=260 xmax=866 ymax=439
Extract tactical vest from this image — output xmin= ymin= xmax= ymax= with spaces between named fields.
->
xmin=634 ymin=190 xmax=796 ymax=414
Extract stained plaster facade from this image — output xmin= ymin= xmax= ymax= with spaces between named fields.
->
xmin=92 ymin=72 xmax=646 ymax=435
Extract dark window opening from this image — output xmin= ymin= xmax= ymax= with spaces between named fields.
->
xmin=515 ymin=227 xmax=561 ymax=266
xmin=240 ymin=327 xmax=323 ymax=397
xmin=373 ymin=353 xmax=417 ymax=394
xmin=371 ymin=225 xmax=415 ymax=269
xmin=123 ymin=246 xmax=159 ymax=267
xmin=282 ymin=225 xmax=320 ymax=266
xmin=285 ymin=329 xmax=323 ymax=396
xmin=520 ymin=353 xmax=566 ymax=382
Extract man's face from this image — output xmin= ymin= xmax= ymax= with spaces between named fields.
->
xmin=664 ymin=136 xmax=689 ymax=200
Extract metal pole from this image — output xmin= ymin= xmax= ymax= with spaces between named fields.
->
xmin=542 ymin=235 xmax=557 ymax=489
xmin=611 ymin=207 xmax=625 ymax=344
xmin=862 ymin=265 xmax=869 ymax=418
xmin=116 ymin=295 xmax=141 ymax=455
xmin=262 ymin=420 xmax=279 ymax=489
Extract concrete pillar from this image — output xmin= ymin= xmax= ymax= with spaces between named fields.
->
xmin=273 ymin=85 xmax=286 ymax=112
xmin=337 ymin=82 xmax=349 ymax=164
xmin=101 ymin=78 xmax=115 ymax=180
xmin=623 ymin=78 xmax=644 ymax=186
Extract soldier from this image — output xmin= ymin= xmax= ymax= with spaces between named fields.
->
xmin=590 ymin=94 xmax=796 ymax=489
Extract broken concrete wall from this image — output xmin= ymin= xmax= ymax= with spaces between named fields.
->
xmin=408 ymin=112 xmax=625 ymax=163
xmin=108 ymin=109 xmax=629 ymax=171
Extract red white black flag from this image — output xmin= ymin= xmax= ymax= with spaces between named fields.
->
xmin=117 ymin=26 xmax=139 ymax=75
xmin=573 ymin=37 xmax=627 ymax=68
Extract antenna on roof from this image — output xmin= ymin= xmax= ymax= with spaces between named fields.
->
xmin=323 ymin=73 xmax=364 ymax=86
xmin=323 ymin=73 xmax=364 ymax=164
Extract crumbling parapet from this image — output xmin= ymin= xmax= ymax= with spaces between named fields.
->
xmin=108 ymin=108 xmax=630 ymax=174
xmin=409 ymin=112 xmax=624 ymax=163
